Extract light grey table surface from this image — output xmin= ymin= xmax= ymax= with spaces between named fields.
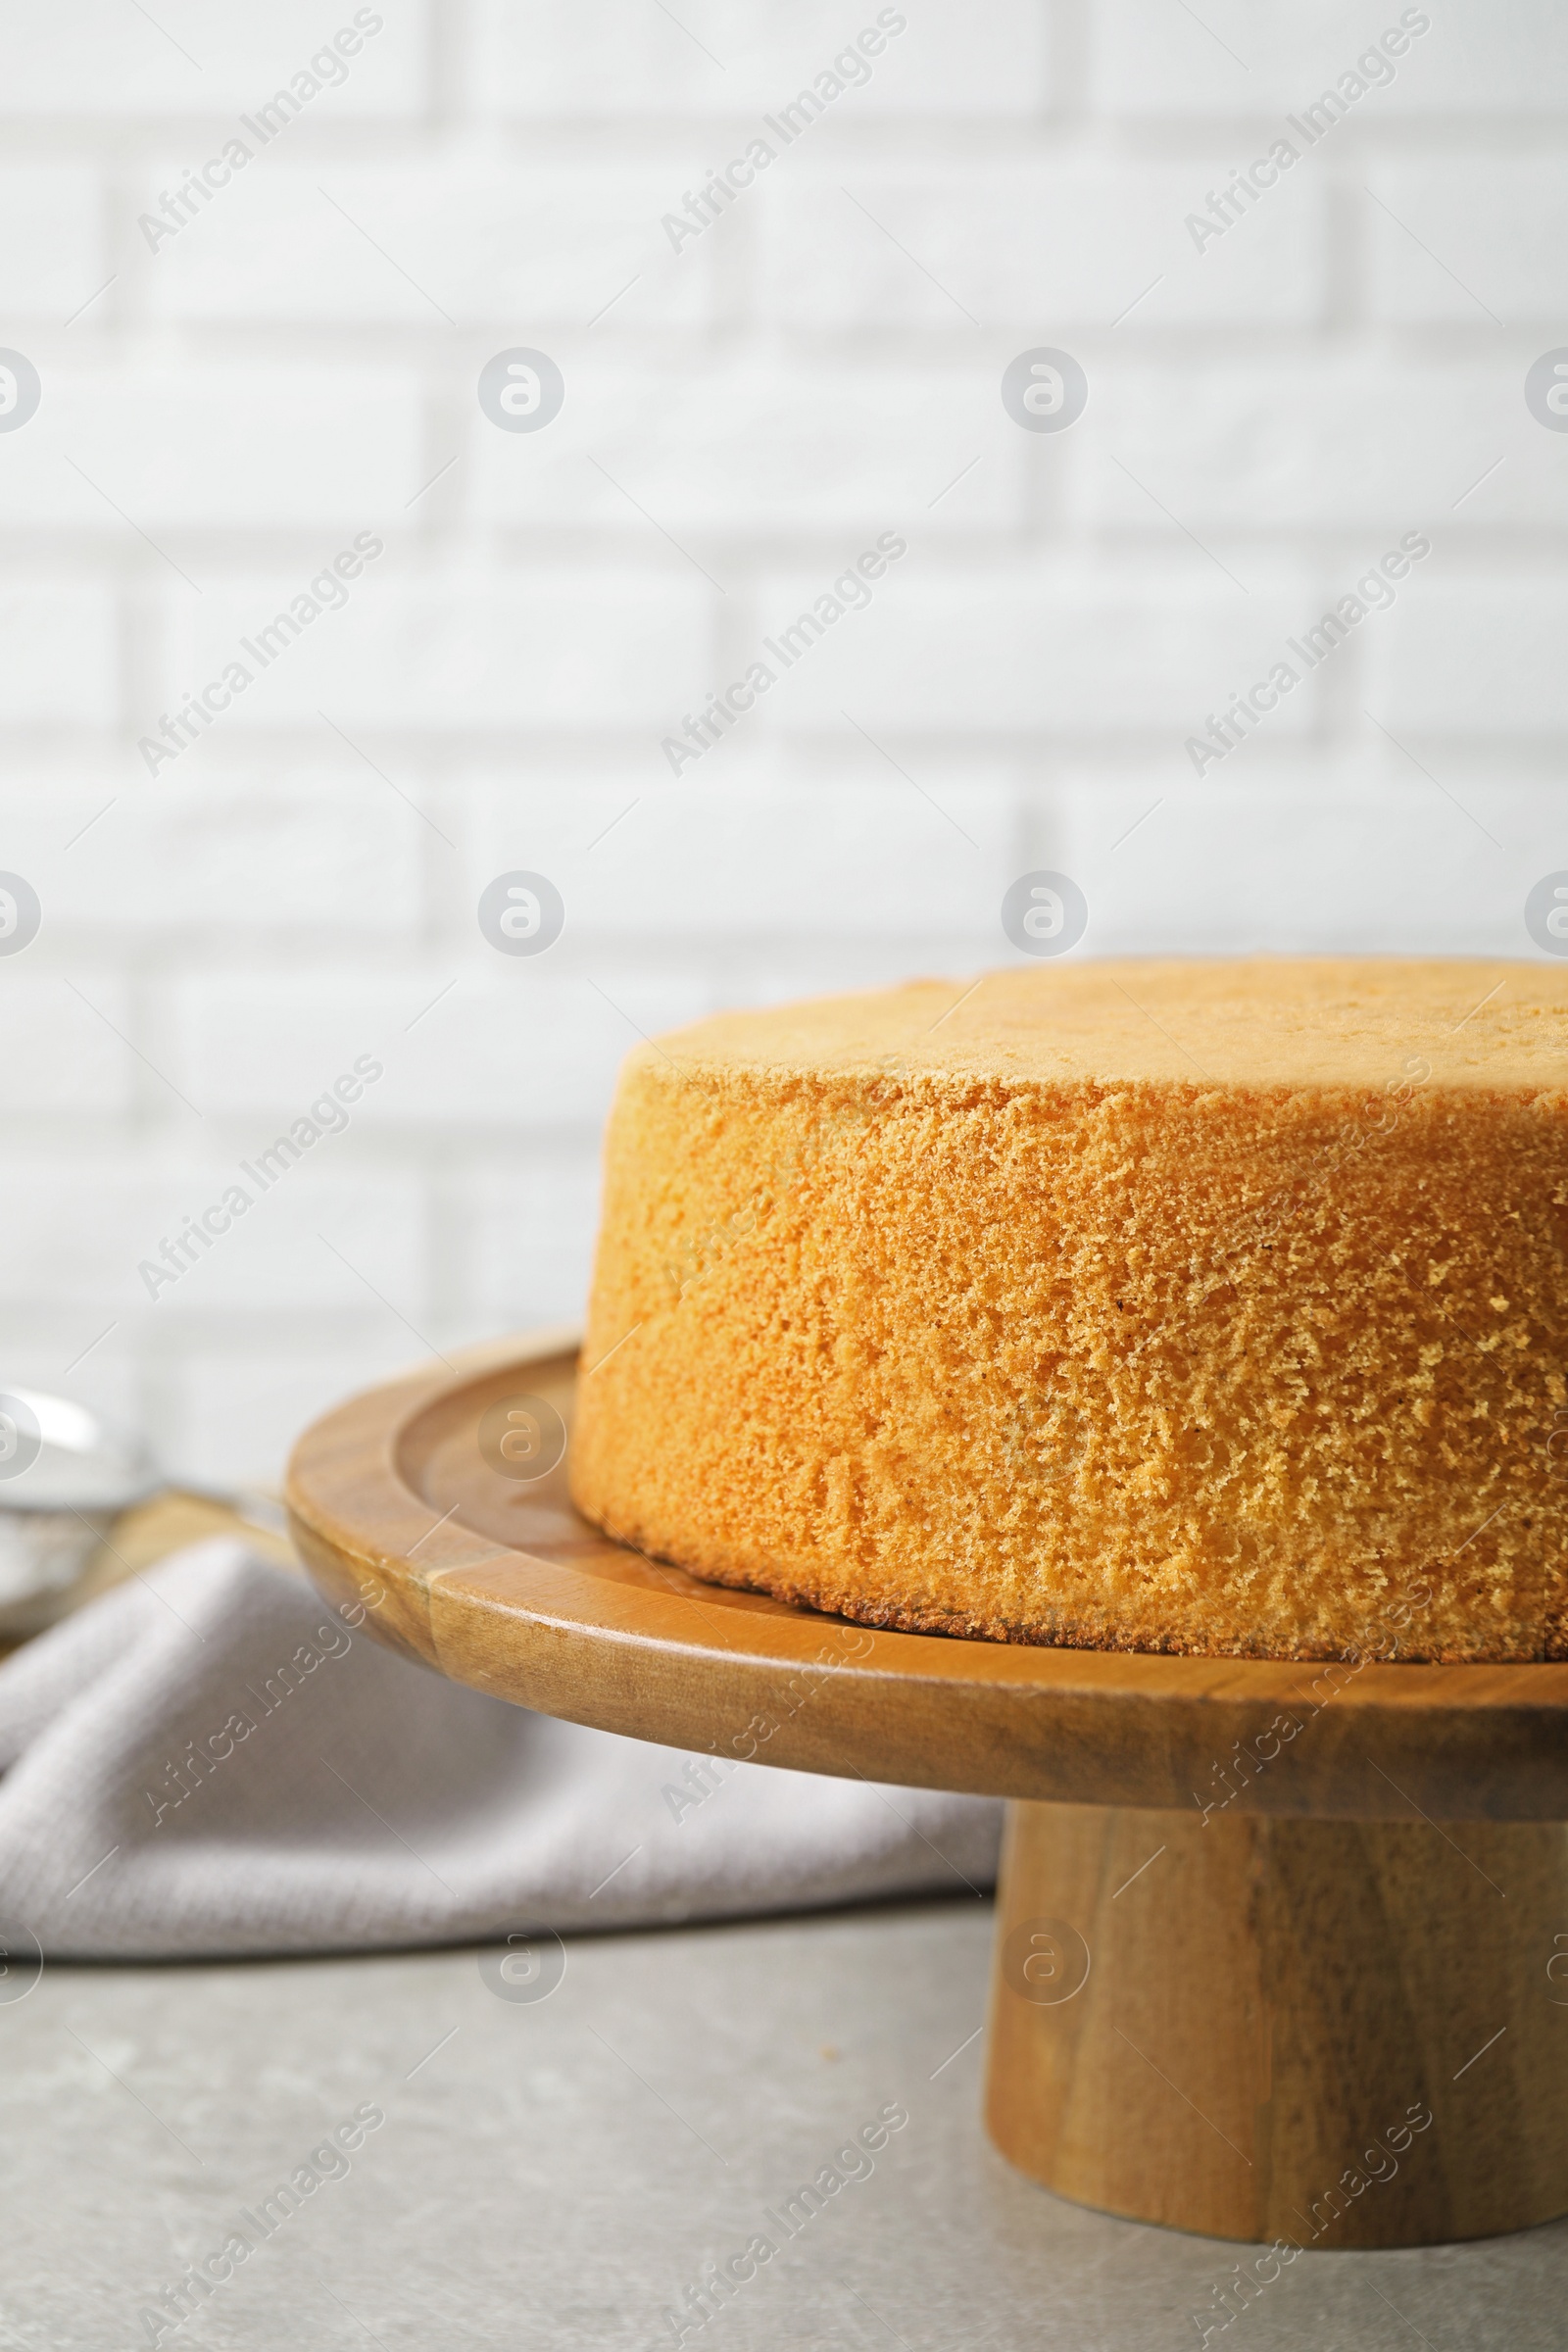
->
xmin=1 ymin=1895 xmax=1561 ymax=2351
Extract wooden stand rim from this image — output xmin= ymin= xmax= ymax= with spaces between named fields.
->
xmin=285 ymin=1331 xmax=1568 ymax=1823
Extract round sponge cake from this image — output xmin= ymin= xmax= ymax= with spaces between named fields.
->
xmin=569 ymin=959 xmax=1568 ymax=1661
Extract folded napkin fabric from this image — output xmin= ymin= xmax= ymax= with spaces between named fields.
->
xmin=0 ymin=1541 xmax=1002 ymax=1959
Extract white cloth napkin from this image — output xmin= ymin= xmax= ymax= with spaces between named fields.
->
xmin=0 ymin=1540 xmax=1002 ymax=1959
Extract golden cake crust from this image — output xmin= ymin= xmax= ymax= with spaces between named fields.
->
xmin=569 ymin=959 xmax=1568 ymax=1662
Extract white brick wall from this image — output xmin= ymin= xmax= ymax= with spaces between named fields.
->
xmin=0 ymin=0 xmax=1558 ymax=1484
xmin=166 ymin=573 xmax=717 ymax=737
xmin=470 ymin=0 xmax=1055 ymax=119
xmin=3 ymin=3 xmax=428 ymax=115
xmin=1365 ymin=160 xmax=1568 ymax=322
xmin=760 ymin=161 xmax=1326 ymax=328
xmin=143 ymin=164 xmax=715 ymax=330
xmin=4 ymin=370 xmax=425 ymax=532
xmin=0 ymin=588 xmax=119 ymax=724
xmin=0 ymin=168 xmax=104 ymax=314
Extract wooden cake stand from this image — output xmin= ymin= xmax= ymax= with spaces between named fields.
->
xmin=286 ymin=1330 xmax=1568 ymax=2249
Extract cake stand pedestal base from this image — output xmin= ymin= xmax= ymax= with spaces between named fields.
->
xmin=986 ymin=1799 xmax=1568 ymax=2245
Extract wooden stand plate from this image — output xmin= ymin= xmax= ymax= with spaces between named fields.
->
xmin=287 ymin=1330 xmax=1568 ymax=2248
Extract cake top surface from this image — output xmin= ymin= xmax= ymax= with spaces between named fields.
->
xmin=647 ymin=959 xmax=1568 ymax=1094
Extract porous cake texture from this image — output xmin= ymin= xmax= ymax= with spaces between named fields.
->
xmin=569 ymin=960 xmax=1568 ymax=1661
